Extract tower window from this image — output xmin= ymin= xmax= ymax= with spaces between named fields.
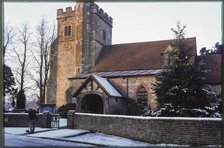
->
xmin=64 ymin=25 xmax=72 ymax=36
xmin=103 ymin=30 xmax=106 ymax=41
xmin=137 ymin=85 xmax=148 ymax=107
xmin=68 ymin=26 xmax=71 ymax=36
xmin=64 ymin=26 xmax=68 ymax=36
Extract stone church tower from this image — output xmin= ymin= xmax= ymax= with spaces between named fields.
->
xmin=46 ymin=1 xmax=113 ymax=107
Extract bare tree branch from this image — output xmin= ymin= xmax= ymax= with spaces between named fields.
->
xmin=33 ymin=17 xmax=56 ymax=103
xmin=13 ymin=23 xmax=32 ymax=91
xmin=4 ymin=24 xmax=15 ymax=60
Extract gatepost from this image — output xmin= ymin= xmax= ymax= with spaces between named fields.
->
xmin=67 ymin=110 xmax=76 ymax=129
xmin=43 ymin=112 xmax=52 ymax=128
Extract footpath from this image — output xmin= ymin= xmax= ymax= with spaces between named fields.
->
xmin=4 ymin=126 xmax=154 ymax=147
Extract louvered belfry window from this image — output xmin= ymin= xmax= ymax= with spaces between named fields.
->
xmin=64 ymin=25 xmax=72 ymax=36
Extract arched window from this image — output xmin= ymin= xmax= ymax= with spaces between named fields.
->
xmin=103 ymin=30 xmax=106 ymax=41
xmin=64 ymin=26 xmax=68 ymax=36
xmin=64 ymin=26 xmax=72 ymax=36
xmin=68 ymin=26 xmax=71 ymax=36
xmin=137 ymin=85 xmax=148 ymax=107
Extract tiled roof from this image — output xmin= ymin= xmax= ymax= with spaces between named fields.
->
xmin=196 ymin=55 xmax=221 ymax=84
xmin=90 ymin=37 xmax=196 ymax=72
xmin=68 ymin=69 xmax=162 ymax=79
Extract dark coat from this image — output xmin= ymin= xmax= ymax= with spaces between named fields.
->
xmin=28 ymin=109 xmax=38 ymax=121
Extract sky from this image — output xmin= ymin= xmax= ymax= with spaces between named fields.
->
xmin=3 ymin=1 xmax=222 ymax=52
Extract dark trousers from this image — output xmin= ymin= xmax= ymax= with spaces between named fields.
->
xmin=29 ymin=119 xmax=36 ymax=133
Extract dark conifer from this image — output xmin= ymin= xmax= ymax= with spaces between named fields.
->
xmin=16 ymin=89 xmax=26 ymax=109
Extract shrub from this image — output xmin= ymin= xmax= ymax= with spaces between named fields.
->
xmin=57 ymin=103 xmax=76 ymax=118
xmin=126 ymin=99 xmax=148 ymax=116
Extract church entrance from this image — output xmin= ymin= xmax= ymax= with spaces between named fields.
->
xmin=81 ymin=94 xmax=104 ymax=114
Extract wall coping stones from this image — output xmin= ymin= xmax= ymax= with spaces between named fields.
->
xmin=75 ymin=112 xmax=221 ymax=121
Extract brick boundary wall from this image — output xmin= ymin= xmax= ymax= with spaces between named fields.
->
xmin=4 ymin=113 xmax=55 ymax=128
xmin=69 ymin=112 xmax=221 ymax=146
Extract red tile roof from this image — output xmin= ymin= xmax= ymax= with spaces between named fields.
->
xmin=90 ymin=37 xmax=196 ymax=72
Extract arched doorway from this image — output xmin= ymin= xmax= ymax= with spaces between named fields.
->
xmin=81 ymin=94 xmax=104 ymax=114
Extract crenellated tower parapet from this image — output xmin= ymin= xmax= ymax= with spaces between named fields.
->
xmin=90 ymin=4 xmax=113 ymax=27
xmin=57 ymin=7 xmax=75 ymax=18
xmin=57 ymin=4 xmax=85 ymax=19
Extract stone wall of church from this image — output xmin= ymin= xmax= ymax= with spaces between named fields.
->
xmin=46 ymin=40 xmax=58 ymax=104
xmin=82 ymin=3 xmax=113 ymax=73
xmin=69 ymin=79 xmax=86 ymax=104
xmin=109 ymin=76 xmax=157 ymax=109
xmin=108 ymin=97 xmax=127 ymax=114
xmin=90 ymin=4 xmax=113 ymax=68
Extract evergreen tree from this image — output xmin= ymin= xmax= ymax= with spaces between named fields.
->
xmin=16 ymin=89 xmax=26 ymax=109
xmin=3 ymin=64 xmax=17 ymax=97
xmin=127 ymin=98 xmax=149 ymax=116
xmin=3 ymin=64 xmax=18 ymax=109
xmin=145 ymin=22 xmax=219 ymax=117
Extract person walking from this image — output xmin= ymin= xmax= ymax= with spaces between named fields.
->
xmin=27 ymin=109 xmax=38 ymax=133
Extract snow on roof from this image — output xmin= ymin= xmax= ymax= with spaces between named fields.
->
xmin=93 ymin=74 xmax=122 ymax=97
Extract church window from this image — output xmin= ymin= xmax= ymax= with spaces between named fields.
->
xmin=103 ymin=30 xmax=106 ymax=41
xmin=64 ymin=25 xmax=72 ymax=36
xmin=76 ymin=67 xmax=80 ymax=73
xmin=64 ymin=26 xmax=68 ymax=36
xmin=137 ymin=85 xmax=148 ymax=107
xmin=68 ymin=26 xmax=72 ymax=36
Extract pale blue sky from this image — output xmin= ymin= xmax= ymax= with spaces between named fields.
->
xmin=4 ymin=1 xmax=222 ymax=52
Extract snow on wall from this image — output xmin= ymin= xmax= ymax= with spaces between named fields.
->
xmin=75 ymin=112 xmax=221 ymax=121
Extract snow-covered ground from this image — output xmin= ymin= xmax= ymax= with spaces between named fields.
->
xmin=5 ymin=133 xmax=93 ymax=147
xmin=4 ymin=127 xmax=153 ymax=147
xmin=65 ymin=132 xmax=154 ymax=147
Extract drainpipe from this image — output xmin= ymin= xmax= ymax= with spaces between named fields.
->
xmin=123 ymin=77 xmax=129 ymax=114
xmin=123 ymin=77 xmax=129 ymax=99
xmin=126 ymin=78 xmax=129 ymax=99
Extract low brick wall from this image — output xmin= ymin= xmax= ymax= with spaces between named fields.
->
xmin=72 ymin=113 xmax=221 ymax=146
xmin=4 ymin=113 xmax=53 ymax=128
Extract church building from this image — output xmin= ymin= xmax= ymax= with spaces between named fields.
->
xmin=46 ymin=1 xmax=221 ymax=114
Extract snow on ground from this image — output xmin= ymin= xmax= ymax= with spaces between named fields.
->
xmin=64 ymin=132 xmax=152 ymax=147
xmin=4 ymin=127 xmax=52 ymax=135
xmin=29 ymin=129 xmax=89 ymax=138
xmin=5 ymin=133 xmax=93 ymax=147
xmin=59 ymin=118 xmax=67 ymax=127
xmin=5 ymin=127 xmax=152 ymax=147
xmin=4 ymin=127 xmax=153 ymax=146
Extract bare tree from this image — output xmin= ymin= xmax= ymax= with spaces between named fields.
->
xmin=4 ymin=24 xmax=15 ymax=61
xmin=13 ymin=23 xmax=32 ymax=91
xmin=32 ymin=17 xmax=56 ymax=103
